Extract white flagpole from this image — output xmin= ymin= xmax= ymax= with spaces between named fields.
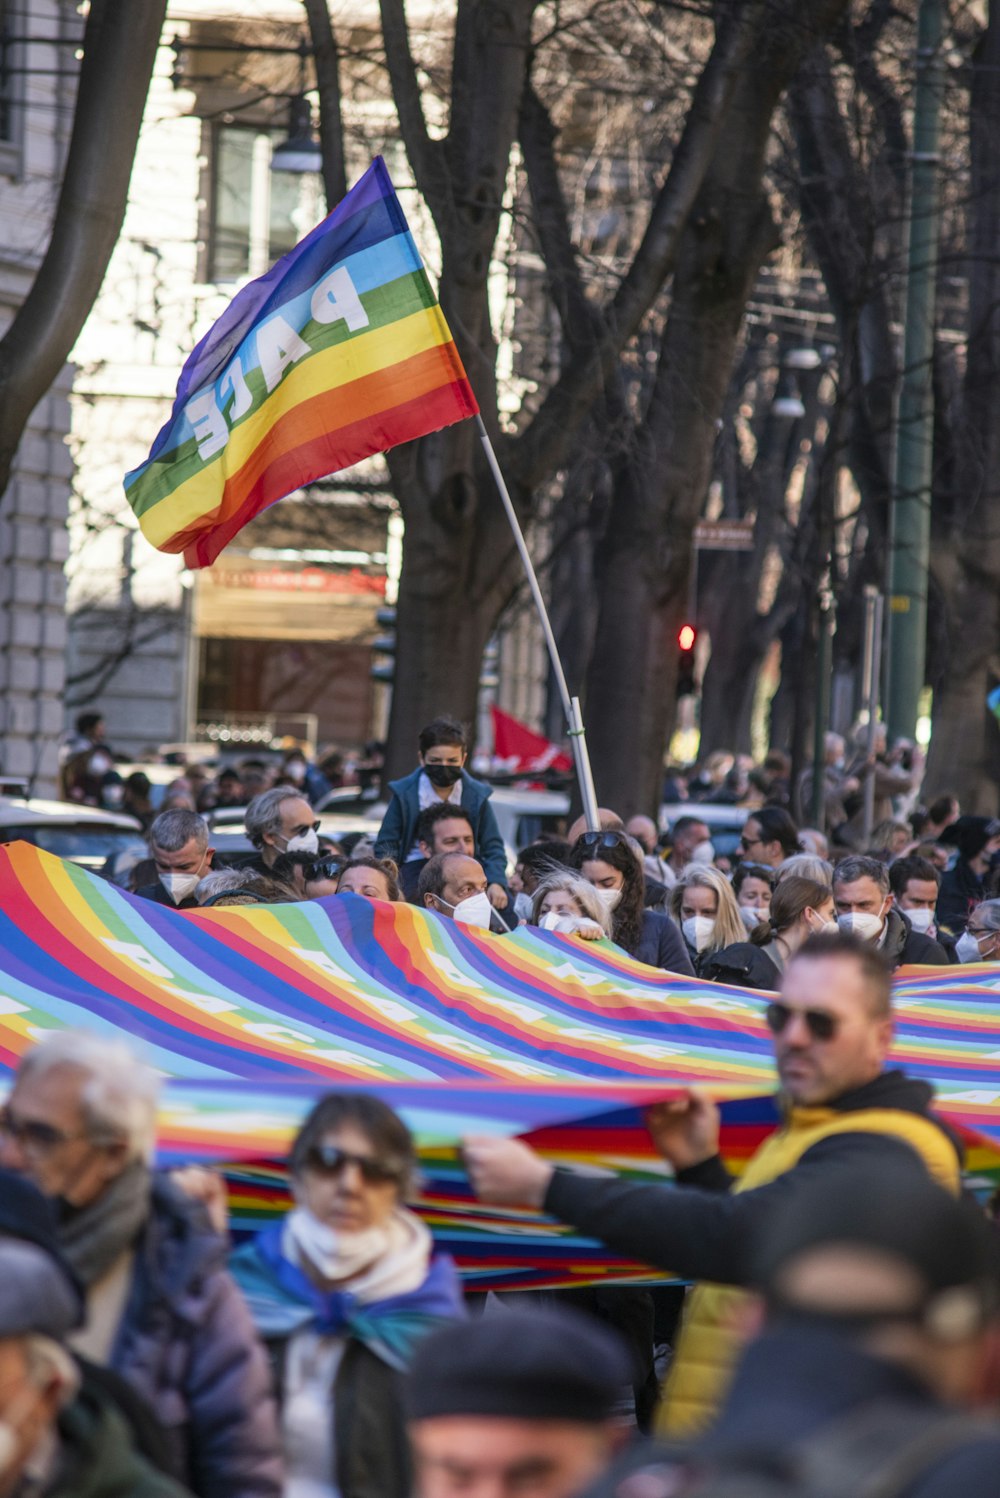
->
xmin=474 ymin=414 xmax=601 ymax=831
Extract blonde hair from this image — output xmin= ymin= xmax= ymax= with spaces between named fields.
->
xmin=669 ymin=865 xmax=745 ymax=953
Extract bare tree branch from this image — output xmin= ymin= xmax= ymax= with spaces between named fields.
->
xmin=378 ymin=0 xmax=454 ymax=230
xmin=0 ymin=0 xmax=167 ymax=500
xmin=304 ymin=0 xmax=348 ymax=209
xmin=510 ymin=0 xmax=769 ymax=488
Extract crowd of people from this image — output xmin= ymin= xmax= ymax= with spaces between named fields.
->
xmin=1 ymin=709 xmax=996 ymax=1495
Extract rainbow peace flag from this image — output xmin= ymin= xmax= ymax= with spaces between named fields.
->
xmin=124 ymin=159 xmax=478 ymax=568
xmin=2 ymin=843 xmax=999 ymax=1287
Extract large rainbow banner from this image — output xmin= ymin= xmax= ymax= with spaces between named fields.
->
xmin=124 ymin=159 xmax=478 ymax=568
xmin=2 ymin=843 xmax=999 ymax=1287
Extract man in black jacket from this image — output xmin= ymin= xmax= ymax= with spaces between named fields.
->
xmin=133 ymin=809 xmax=215 ymax=911
xmin=578 ymin=1162 xmax=1000 ymax=1498
xmin=833 ymin=855 xmax=949 ymax=967
xmin=463 ymin=934 xmax=963 ymax=1437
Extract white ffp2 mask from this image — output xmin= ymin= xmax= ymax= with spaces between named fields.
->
xmin=451 ymin=890 xmax=494 ymax=931
xmin=160 ymin=871 xmax=201 ymax=904
xmin=682 ymin=915 xmax=715 ymax=953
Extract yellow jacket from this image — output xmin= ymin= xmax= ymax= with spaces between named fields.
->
xmin=657 ymin=1098 xmax=962 ymax=1437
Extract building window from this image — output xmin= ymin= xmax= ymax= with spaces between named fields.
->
xmin=0 ymin=0 xmax=23 ymax=168
xmin=206 ymin=122 xmax=314 ymax=283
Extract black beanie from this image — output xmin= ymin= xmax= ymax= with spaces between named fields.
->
xmin=754 ymin=1158 xmax=999 ymax=1336
xmin=404 ymin=1306 xmax=633 ymax=1424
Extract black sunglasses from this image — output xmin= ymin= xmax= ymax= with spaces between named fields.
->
xmin=765 ymin=1001 xmax=839 ymax=1042
xmin=578 ymin=831 xmax=629 ymax=851
xmin=305 ymin=1143 xmax=406 ymax=1184
xmin=307 ymin=858 xmax=343 ymax=883
xmin=0 ymin=1106 xmax=82 ymax=1153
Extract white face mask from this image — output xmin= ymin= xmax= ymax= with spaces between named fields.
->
xmin=682 ymin=914 xmax=715 ymax=953
xmin=449 ymin=890 xmax=494 ymax=931
xmin=285 ymin=1206 xmax=390 ymax=1282
xmin=904 ymin=907 xmax=936 ymax=937
xmin=160 ymin=870 xmax=202 ymax=904
xmin=955 ymin=930 xmax=988 ymax=964
xmin=690 ymin=839 xmax=715 ymax=865
xmin=837 ymin=911 xmax=884 ymax=943
xmin=285 ymin=761 xmax=307 ymax=784
xmin=740 ymin=904 xmax=765 ymax=932
xmin=539 ymin=910 xmax=578 ymax=933
xmin=282 ymin=828 xmax=319 ymax=857
xmin=514 ymin=891 xmax=535 ymax=922
xmin=593 ymin=886 xmax=622 ymax=912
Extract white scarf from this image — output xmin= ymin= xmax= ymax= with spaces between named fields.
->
xmin=282 ymin=1206 xmax=432 ymax=1303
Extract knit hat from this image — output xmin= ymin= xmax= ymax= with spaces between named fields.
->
xmin=754 ymin=1158 xmax=999 ymax=1341
xmin=404 ymin=1306 xmax=633 ymax=1424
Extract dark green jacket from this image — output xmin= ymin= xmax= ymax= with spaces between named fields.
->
xmin=46 ymin=1386 xmax=191 ymax=1498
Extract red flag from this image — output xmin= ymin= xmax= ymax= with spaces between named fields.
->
xmin=490 ymin=706 xmax=572 ymax=773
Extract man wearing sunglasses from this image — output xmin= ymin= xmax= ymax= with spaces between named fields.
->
xmin=464 ymin=931 xmax=962 ymax=1440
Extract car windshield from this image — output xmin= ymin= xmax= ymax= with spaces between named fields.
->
xmin=0 ymin=827 xmax=146 ymax=862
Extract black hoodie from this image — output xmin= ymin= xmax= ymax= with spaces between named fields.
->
xmin=543 ymin=1071 xmax=962 ymax=1287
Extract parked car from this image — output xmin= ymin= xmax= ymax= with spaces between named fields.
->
xmin=0 ymin=797 xmax=145 ymax=872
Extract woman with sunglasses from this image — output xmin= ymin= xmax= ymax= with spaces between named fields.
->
xmin=231 ymin=1092 xmax=464 ymax=1498
xmin=700 ymin=875 xmax=836 ymax=990
xmin=668 ymin=866 xmax=746 ymax=974
xmin=569 ymin=832 xmax=694 ymax=975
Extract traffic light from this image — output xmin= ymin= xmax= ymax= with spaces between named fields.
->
xmin=371 ymin=606 xmax=396 ymax=682
xmin=676 ymin=623 xmax=697 ymax=697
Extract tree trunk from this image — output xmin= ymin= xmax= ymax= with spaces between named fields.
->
xmin=924 ymin=3 xmax=1000 ymax=810
xmin=378 ymin=0 xmax=771 ymax=778
xmin=584 ymin=0 xmax=849 ymax=816
xmin=0 ymin=0 xmax=167 ymax=499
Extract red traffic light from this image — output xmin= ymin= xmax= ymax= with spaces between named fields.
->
xmin=678 ymin=624 xmax=696 ymax=651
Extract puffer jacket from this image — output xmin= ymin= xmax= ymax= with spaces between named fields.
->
xmin=110 ymin=1178 xmax=282 ymax=1498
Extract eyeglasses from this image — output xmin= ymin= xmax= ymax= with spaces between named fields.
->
xmin=305 ymin=1144 xmax=406 ymax=1185
xmin=577 ymin=831 xmax=628 ymax=851
xmin=0 ymin=1105 xmax=85 ymax=1155
xmin=307 ymin=858 xmax=343 ymax=883
xmin=765 ymin=1002 xmax=840 ymax=1042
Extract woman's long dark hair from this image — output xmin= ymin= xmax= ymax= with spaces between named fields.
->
xmin=569 ymin=834 xmax=645 ymax=956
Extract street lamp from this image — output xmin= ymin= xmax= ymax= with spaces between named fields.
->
xmin=270 ymin=95 xmax=322 ymax=174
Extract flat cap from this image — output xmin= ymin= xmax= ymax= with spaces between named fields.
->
xmin=404 ymin=1305 xmax=633 ymax=1425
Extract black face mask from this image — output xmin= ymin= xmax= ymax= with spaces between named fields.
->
xmin=425 ymin=763 xmax=463 ymax=788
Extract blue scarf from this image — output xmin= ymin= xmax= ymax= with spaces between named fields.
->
xmin=231 ymin=1223 xmax=465 ymax=1371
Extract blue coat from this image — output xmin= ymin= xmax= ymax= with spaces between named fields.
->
xmin=374 ymin=768 xmax=508 ymax=887
xmin=111 ymin=1178 xmax=283 ymax=1498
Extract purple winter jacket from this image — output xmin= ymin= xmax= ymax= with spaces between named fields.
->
xmin=109 ymin=1177 xmax=283 ymax=1498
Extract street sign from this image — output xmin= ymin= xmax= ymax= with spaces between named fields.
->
xmin=694 ymin=519 xmax=755 ymax=551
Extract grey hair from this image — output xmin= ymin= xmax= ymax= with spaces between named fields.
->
xmin=777 ymin=854 xmax=833 ymax=888
xmin=530 ymin=872 xmax=612 ymax=935
xmin=244 ymin=786 xmax=308 ymax=849
xmin=832 ymin=855 xmax=890 ymax=895
xmin=18 ymin=1032 xmax=160 ymax=1162
xmin=149 ymin=808 xmax=208 ymax=855
xmin=195 ymin=867 xmax=263 ymax=903
xmin=974 ymin=898 xmax=1000 ymax=934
